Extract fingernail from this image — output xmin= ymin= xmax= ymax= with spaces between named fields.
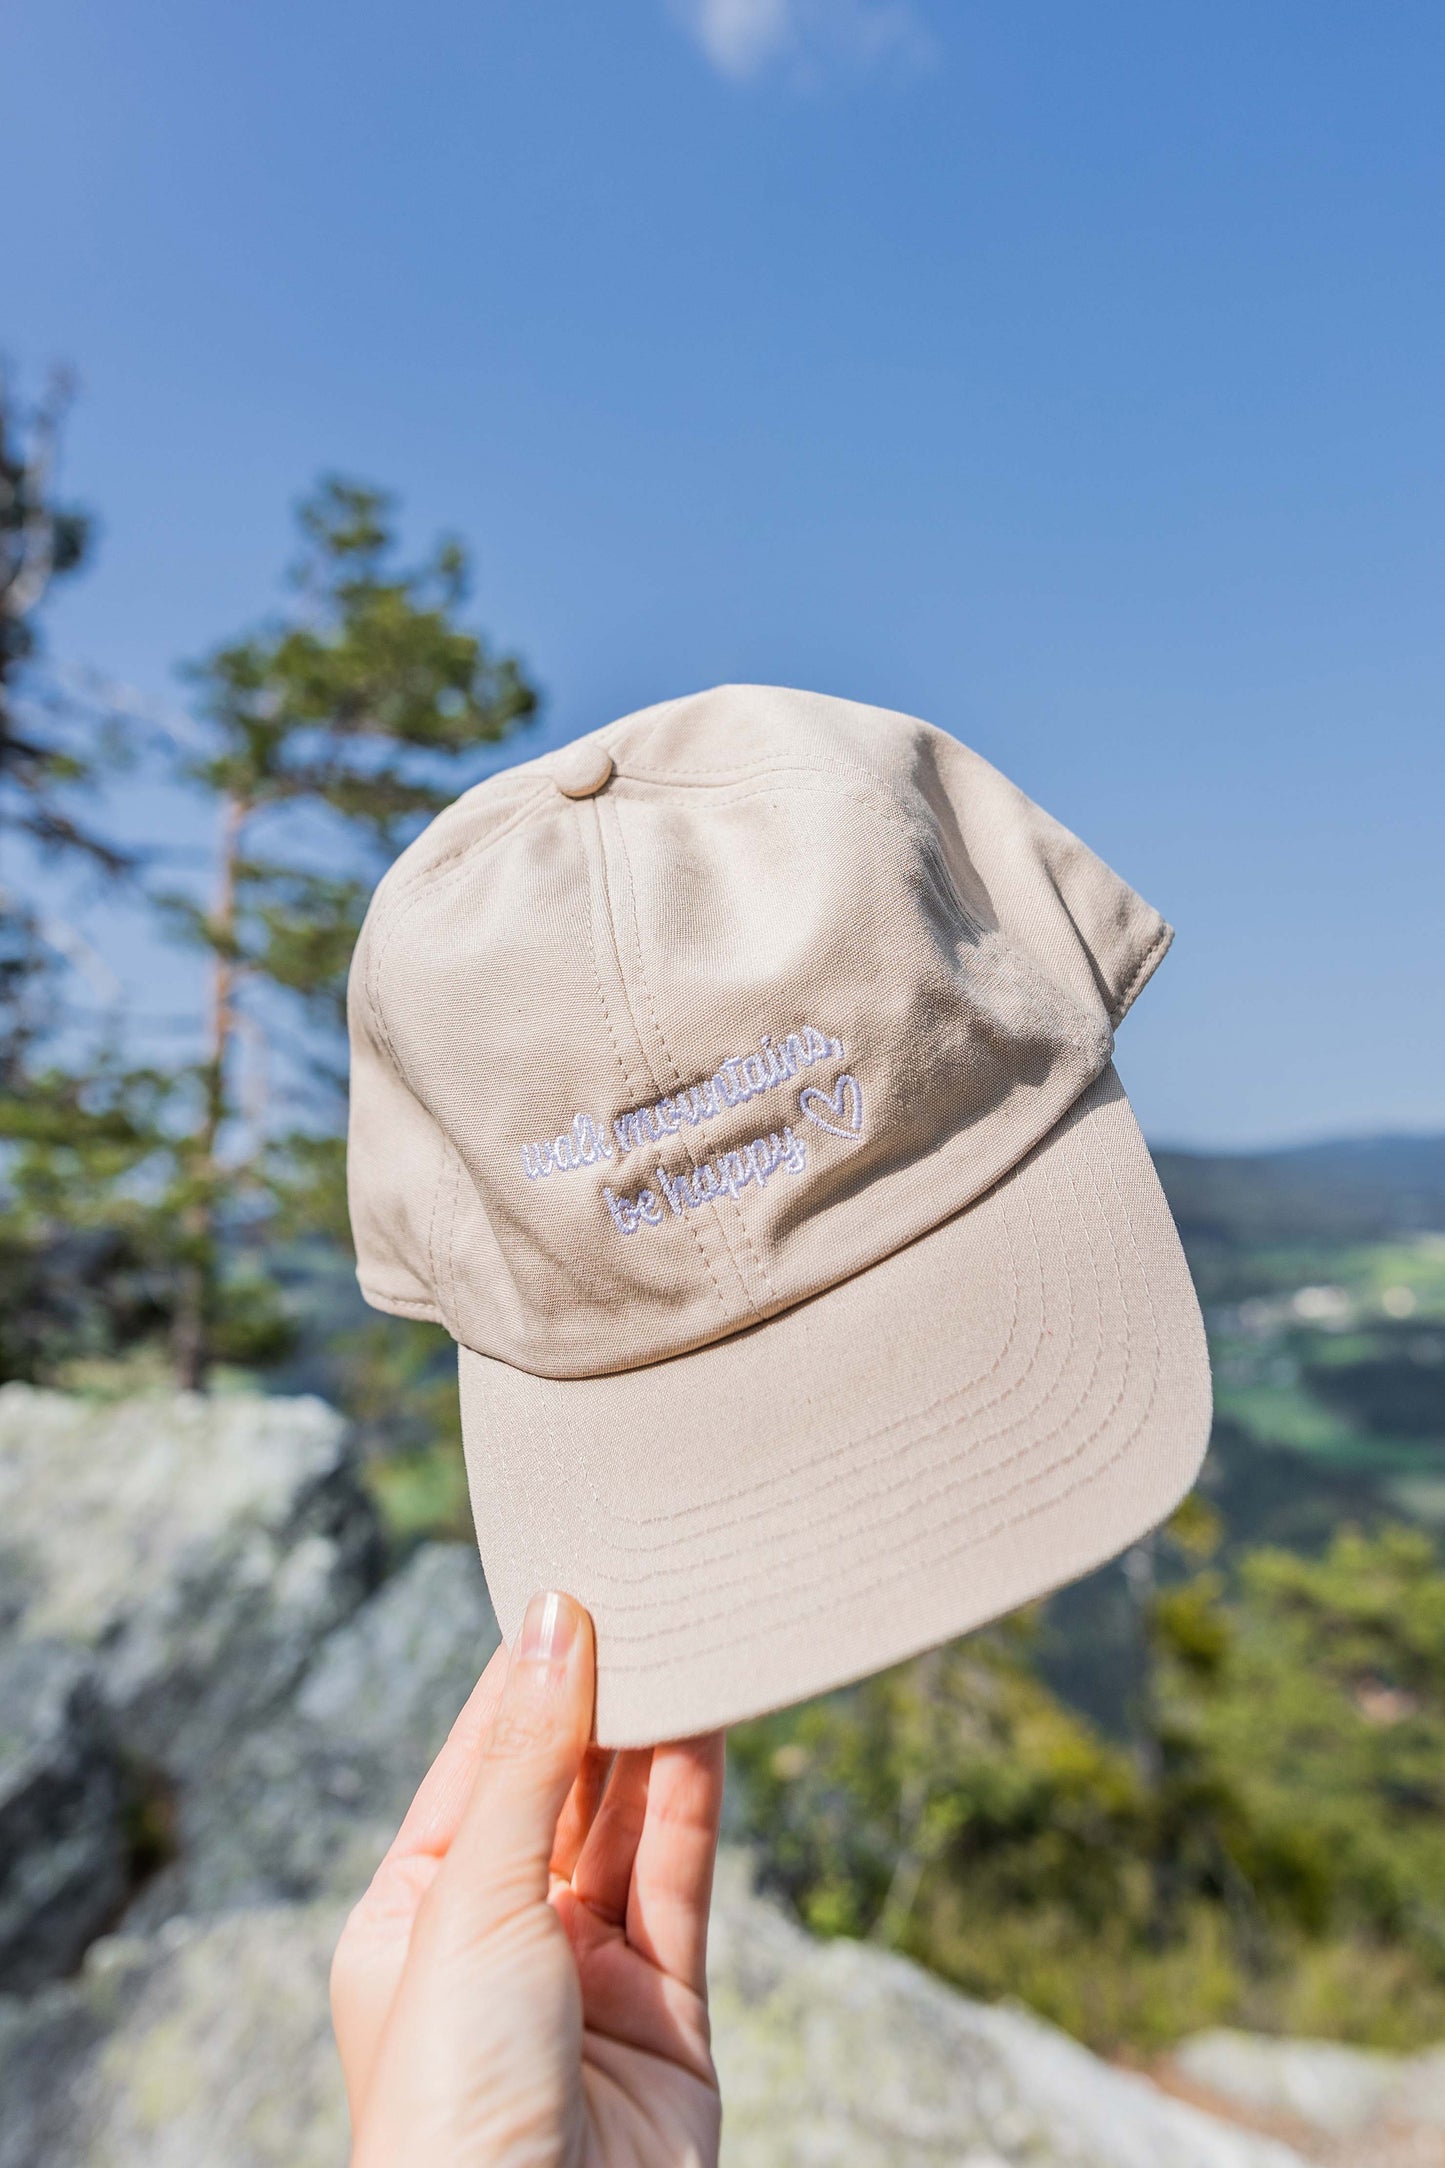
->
xmin=516 ymin=1590 xmax=578 ymax=1668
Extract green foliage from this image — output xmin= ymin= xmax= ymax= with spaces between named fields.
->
xmin=194 ymin=479 xmax=534 ymax=799
xmin=138 ymin=476 xmax=539 ymax=1385
xmin=0 ymin=1053 xmax=295 ymax=1385
xmin=735 ymin=1625 xmax=1142 ymax=1933
xmin=1166 ymin=1528 xmax=1445 ymax=1957
xmin=2 ymin=463 xmax=538 ymax=1389
xmin=363 ymin=1436 xmax=475 ymax=1552
xmin=1199 ymin=1235 xmax=1445 ymax=1549
xmin=0 ymin=374 xmax=162 ymax=1380
xmin=1304 ymin=1321 xmax=1445 ymax=1438
xmin=0 ymin=1058 xmax=167 ymax=1380
xmin=175 ymin=475 xmax=536 ymax=1044
xmin=732 ymin=1526 xmax=1445 ymax=2053
xmin=309 ymin=1308 xmax=473 ymax=1549
xmin=0 ymin=367 xmax=120 ymax=873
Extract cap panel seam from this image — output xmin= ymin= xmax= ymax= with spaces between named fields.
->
xmin=370 ymin=786 xmax=551 ymax=960
xmin=425 ymin=1136 xmax=454 ymax=1332
xmin=571 ymin=802 xmax=740 ymax=1318
xmin=605 ymin=794 xmax=776 ymax=1313
xmin=358 ymin=778 xmax=546 ymax=932
xmin=582 ymin=852 xmax=648 ymax=1107
xmin=580 ymin=802 xmax=745 ymax=1318
xmin=445 ymin=1130 xmax=466 ymax=1338
xmin=575 ymin=798 xmax=647 ymax=1105
xmin=602 ymin=793 xmax=770 ymax=1310
xmin=620 ymin=758 xmax=859 ymax=788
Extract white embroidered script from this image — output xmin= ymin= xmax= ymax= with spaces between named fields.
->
xmin=518 ymin=1024 xmax=841 ymax=1180
xmin=611 ymin=1026 xmax=839 ymax=1156
xmin=604 ymin=1125 xmax=810 ymax=1235
xmin=514 ymin=1020 xmax=862 ymax=1236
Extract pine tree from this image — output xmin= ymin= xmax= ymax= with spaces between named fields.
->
xmin=3 ymin=449 xmax=538 ymax=1393
xmin=161 ymin=475 xmax=538 ymax=1385
xmin=0 ymin=365 xmax=117 ymax=878
xmin=0 ymin=366 xmax=127 ymax=1079
xmin=0 ymin=368 xmax=154 ymax=1382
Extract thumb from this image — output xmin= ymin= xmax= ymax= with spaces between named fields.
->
xmin=434 ymin=1591 xmax=595 ymax=1945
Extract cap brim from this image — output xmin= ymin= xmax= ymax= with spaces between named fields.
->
xmin=458 ymin=1066 xmax=1211 ymax=1747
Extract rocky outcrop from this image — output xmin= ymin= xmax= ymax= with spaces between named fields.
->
xmin=0 ymin=1385 xmax=382 ymax=1986
xmin=1166 ymin=2031 xmax=1445 ymax=2161
xmin=0 ymin=1904 xmax=349 ymax=2168
xmin=0 ymin=1386 xmax=381 ymax=1778
xmin=133 ymin=1540 xmax=500 ymax=1921
xmin=709 ymin=1853 xmax=1307 ymax=2168
xmin=0 ymin=1864 xmax=1313 ymax=2168
xmin=0 ymin=1641 xmax=124 ymax=1992
xmin=0 ymin=1385 xmax=1424 ymax=2167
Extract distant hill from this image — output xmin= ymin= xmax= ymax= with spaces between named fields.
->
xmin=1153 ymin=1133 xmax=1445 ymax=1251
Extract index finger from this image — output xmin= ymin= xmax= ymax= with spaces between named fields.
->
xmin=382 ymin=1637 xmax=511 ymax=1868
xmin=331 ymin=1637 xmax=512 ymax=2109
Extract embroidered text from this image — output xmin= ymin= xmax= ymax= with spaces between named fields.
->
xmin=611 ymin=1026 xmax=841 ymax=1157
xmin=604 ymin=1125 xmax=809 ymax=1235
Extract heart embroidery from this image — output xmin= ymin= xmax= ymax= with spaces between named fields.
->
xmin=799 ymin=1073 xmax=863 ymax=1140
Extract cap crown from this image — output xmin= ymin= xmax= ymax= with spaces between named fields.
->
xmin=348 ymin=686 xmax=1170 ymax=1377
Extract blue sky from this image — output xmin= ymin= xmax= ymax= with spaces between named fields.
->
xmin=4 ymin=0 xmax=1441 ymax=1147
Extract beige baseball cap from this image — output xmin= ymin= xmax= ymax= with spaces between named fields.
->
xmin=347 ymin=684 xmax=1210 ymax=1746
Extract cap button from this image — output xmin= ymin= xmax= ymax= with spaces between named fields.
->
xmin=552 ymin=739 xmax=615 ymax=800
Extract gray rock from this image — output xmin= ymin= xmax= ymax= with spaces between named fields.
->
xmin=0 ymin=1386 xmax=382 ymax=1783
xmin=1171 ymin=2029 xmax=1445 ymax=2140
xmin=0 ymin=1906 xmax=348 ymax=2168
xmin=0 ymin=1386 xmax=382 ymax=1985
xmin=0 ymin=1642 xmax=125 ymax=1992
xmin=0 ymin=1858 xmax=1311 ymax=2168
xmin=145 ymin=1542 xmax=499 ymax=1917
xmin=709 ymin=1855 xmax=1309 ymax=2168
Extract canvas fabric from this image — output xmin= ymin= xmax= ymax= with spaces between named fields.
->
xmin=348 ymin=684 xmax=1211 ymax=1744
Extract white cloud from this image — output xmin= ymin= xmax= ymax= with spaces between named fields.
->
xmin=670 ymin=0 xmax=933 ymax=83
xmin=677 ymin=0 xmax=792 ymax=78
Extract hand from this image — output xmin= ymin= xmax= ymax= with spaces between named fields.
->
xmin=331 ymin=1590 xmax=725 ymax=2167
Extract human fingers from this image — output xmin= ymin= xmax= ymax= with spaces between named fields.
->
xmin=550 ymin=1744 xmax=615 ymax=1886
xmin=569 ymin=1748 xmax=654 ymax=1924
xmin=331 ymin=1639 xmax=510 ymax=2107
xmin=365 ymin=1641 xmax=614 ymax=1990
xmin=385 ymin=1638 xmax=511 ymax=1865
xmin=625 ymin=1732 xmax=727 ymax=1993
xmin=419 ymin=1591 xmax=595 ymax=1955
